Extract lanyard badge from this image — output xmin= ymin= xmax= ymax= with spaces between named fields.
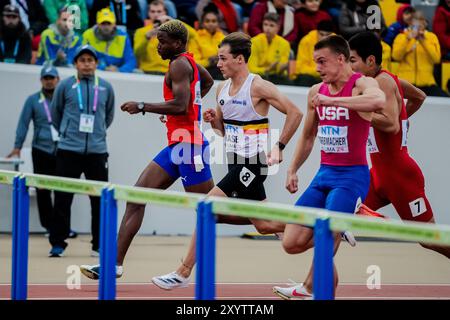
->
xmin=40 ymin=92 xmax=60 ymax=141
xmin=75 ymin=75 xmax=99 ymax=134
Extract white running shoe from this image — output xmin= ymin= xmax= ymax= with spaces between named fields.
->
xmin=79 ymin=264 xmax=123 ymax=280
xmin=273 ymin=281 xmax=312 ymax=300
xmin=342 ymin=231 xmax=357 ymax=247
xmin=151 ymin=271 xmax=190 ymax=290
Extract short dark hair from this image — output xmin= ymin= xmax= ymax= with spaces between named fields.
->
xmin=219 ymin=32 xmax=252 ymax=63
xmin=348 ymin=32 xmax=382 ymax=66
xmin=317 ymin=20 xmax=334 ymax=33
xmin=314 ymin=35 xmax=350 ymax=61
xmin=263 ymin=12 xmax=279 ymax=24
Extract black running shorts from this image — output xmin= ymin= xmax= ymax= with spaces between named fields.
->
xmin=216 ymin=152 xmax=268 ymax=201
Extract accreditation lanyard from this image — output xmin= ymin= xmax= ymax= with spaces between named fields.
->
xmin=110 ymin=1 xmax=127 ymax=25
xmin=75 ymin=75 xmax=99 ymax=113
xmin=0 ymin=40 xmax=19 ymax=63
xmin=39 ymin=92 xmax=52 ymax=123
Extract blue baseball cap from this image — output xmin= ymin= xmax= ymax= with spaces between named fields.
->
xmin=40 ymin=65 xmax=59 ymax=78
xmin=73 ymin=44 xmax=98 ymax=63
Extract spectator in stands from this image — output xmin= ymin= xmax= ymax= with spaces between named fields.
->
xmin=83 ymin=7 xmax=137 ymax=73
xmin=174 ymin=0 xmax=197 ymax=26
xmin=319 ymin=0 xmax=342 ymax=24
xmin=233 ymin=0 xmax=257 ymax=20
xmin=249 ymin=12 xmax=291 ymax=83
xmin=36 ymin=6 xmax=82 ymax=66
xmin=392 ymin=11 xmax=449 ymax=97
xmin=0 ymin=4 xmax=31 ymax=63
xmin=293 ymin=19 xmax=333 ymax=86
xmin=433 ymin=0 xmax=450 ymax=61
xmin=0 ymin=0 xmax=48 ymax=51
xmin=383 ymin=4 xmax=415 ymax=46
xmin=43 ymin=0 xmax=88 ymax=34
xmin=141 ymin=0 xmax=177 ymax=18
xmin=89 ymin=0 xmax=143 ymax=41
xmin=196 ymin=7 xmax=225 ymax=79
xmin=6 ymin=64 xmax=60 ymax=234
xmin=295 ymin=0 xmax=333 ymax=42
xmin=248 ymin=0 xmax=298 ymax=46
xmin=339 ymin=0 xmax=386 ymax=40
xmin=48 ymin=44 xmax=115 ymax=257
xmin=196 ymin=0 xmax=240 ymax=34
xmin=134 ymin=0 xmax=169 ymax=74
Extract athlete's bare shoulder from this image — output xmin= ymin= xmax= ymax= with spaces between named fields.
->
xmin=167 ymin=55 xmax=193 ymax=81
xmin=215 ymin=80 xmax=227 ymax=98
xmin=354 ymin=75 xmax=380 ymax=94
xmin=374 ymin=72 xmax=397 ymax=94
xmin=250 ymin=75 xmax=278 ymax=98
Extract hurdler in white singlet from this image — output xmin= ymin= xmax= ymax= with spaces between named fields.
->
xmin=218 ymin=73 xmax=269 ymax=158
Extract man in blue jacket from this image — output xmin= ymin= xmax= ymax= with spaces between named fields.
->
xmin=7 ymin=64 xmax=60 ymax=234
xmin=49 ymin=44 xmax=115 ymax=257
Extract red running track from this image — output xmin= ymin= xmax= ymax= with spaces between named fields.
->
xmin=1 ymin=283 xmax=450 ymax=300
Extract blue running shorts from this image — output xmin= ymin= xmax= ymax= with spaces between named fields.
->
xmin=295 ymin=164 xmax=370 ymax=214
xmin=153 ymin=142 xmax=212 ymax=187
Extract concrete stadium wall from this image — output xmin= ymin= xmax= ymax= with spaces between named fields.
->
xmin=1 ymin=62 xmax=449 ymax=236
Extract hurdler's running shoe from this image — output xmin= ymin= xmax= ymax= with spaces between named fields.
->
xmin=79 ymin=264 xmax=123 ymax=280
xmin=273 ymin=281 xmax=312 ymax=300
xmin=357 ymin=204 xmax=387 ymax=219
xmin=151 ymin=271 xmax=190 ymax=290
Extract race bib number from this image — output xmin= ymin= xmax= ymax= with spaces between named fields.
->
xmin=367 ymin=127 xmax=379 ymax=153
xmin=225 ymin=124 xmax=244 ymax=153
xmin=317 ymin=125 xmax=348 ymax=153
xmin=239 ymin=167 xmax=255 ymax=187
xmin=79 ymin=114 xmax=95 ymax=133
xmin=50 ymin=125 xmax=60 ymax=142
xmin=409 ymin=197 xmax=426 ymax=218
xmin=401 ymin=120 xmax=408 ymax=148
xmin=194 ymin=81 xmax=202 ymax=106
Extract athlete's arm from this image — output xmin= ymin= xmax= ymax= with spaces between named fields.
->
xmin=120 ymin=58 xmax=192 ymax=115
xmin=371 ymin=74 xmax=400 ymax=134
xmin=197 ymin=63 xmax=214 ymax=98
xmin=286 ymin=85 xmax=319 ymax=193
xmin=203 ymin=83 xmax=225 ymax=136
xmin=312 ymin=76 xmax=386 ymax=113
xmin=253 ymin=78 xmax=303 ymax=165
xmin=399 ymin=79 xmax=426 ymax=118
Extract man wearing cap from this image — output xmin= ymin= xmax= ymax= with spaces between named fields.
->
xmin=6 ymin=64 xmax=60 ymax=233
xmin=0 ymin=4 xmax=31 ymax=63
xmin=48 ymin=44 xmax=115 ymax=257
xmin=82 ymin=7 xmax=136 ymax=73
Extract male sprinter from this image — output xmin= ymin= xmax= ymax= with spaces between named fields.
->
xmin=151 ymin=32 xmax=303 ymax=290
xmin=348 ymin=31 xmax=450 ymax=259
xmin=272 ymin=35 xmax=386 ymax=299
xmin=80 ymin=20 xmax=216 ymax=279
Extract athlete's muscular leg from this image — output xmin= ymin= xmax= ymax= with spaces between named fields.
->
xmin=117 ymin=162 xmax=176 ymax=266
xmin=419 ymin=217 xmax=450 ymax=259
xmin=175 ymin=185 xmax=223 ymax=278
xmin=303 ymin=233 xmax=342 ymax=296
xmin=282 ymin=224 xmax=315 ymax=254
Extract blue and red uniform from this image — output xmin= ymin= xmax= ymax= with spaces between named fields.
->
xmin=296 ymin=73 xmax=371 ymax=214
xmin=364 ymin=70 xmax=433 ymax=222
xmin=153 ymin=53 xmax=212 ymax=187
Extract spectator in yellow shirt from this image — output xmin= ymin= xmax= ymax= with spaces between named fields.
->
xmin=293 ymin=20 xmax=333 ymax=86
xmin=196 ymin=7 xmax=225 ymax=79
xmin=392 ymin=11 xmax=448 ymax=97
xmin=248 ymin=12 xmax=291 ymax=83
xmin=134 ymin=0 xmax=170 ymax=74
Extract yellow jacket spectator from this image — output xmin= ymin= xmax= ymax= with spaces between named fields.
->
xmin=134 ymin=1 xmax=203 ymax=74
xmin=293 ymin=20 xmax=333 ymax=86
xmin=392 ymin=12 xmax=447 ymax=96
xmin=82 ymin=8 xmax=137 ymax=73
xmin=381 ymin=40 xmax=391 ymax=72
xmin=196 ymin=10 xmax=225 ymax=68
xmin=248 ymin=13 xmax=290 ymax=78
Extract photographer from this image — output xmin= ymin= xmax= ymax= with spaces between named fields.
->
xmin=392 ymin=11 xmax=449 ymax=97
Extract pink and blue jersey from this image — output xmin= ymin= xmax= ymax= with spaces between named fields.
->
xmin=295 ymin=73 xmax=371 ymax=215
